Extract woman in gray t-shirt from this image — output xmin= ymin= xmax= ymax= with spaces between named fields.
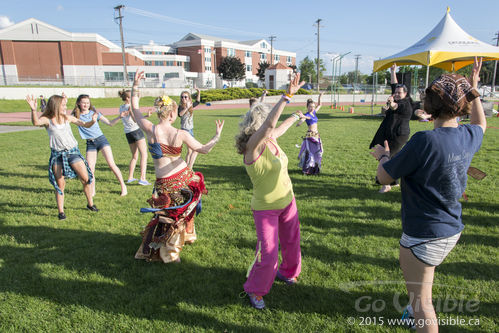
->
xmin=178 ymin=88 xmax=200 ymax=169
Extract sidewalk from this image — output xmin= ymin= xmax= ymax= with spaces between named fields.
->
xmin=0 ymin=101 xmax=383 ymax=123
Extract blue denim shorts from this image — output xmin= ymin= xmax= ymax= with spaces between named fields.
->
xmin=86 ymin=135 xmax=110 ymax=152
xmin=53 ymin=153 xmax=83 ymax=165
xmin=182 ymin=128 xmax=194 ymax=137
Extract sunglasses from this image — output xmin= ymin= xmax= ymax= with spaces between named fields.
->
xmin=181 ymin=96 xmax=189 ymax=99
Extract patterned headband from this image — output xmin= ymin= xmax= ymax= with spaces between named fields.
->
xmin=427 ymin=74 xmax=480 ymax=113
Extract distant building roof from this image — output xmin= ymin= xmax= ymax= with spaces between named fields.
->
xmin=268 ymin=63 xmax=291 ymax=70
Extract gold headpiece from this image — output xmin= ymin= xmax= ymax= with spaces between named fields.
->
xmin=161 ymin=95 xmax=172 ymax=106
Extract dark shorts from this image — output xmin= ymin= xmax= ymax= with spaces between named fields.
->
xmin=86 ymin=135 xmax=110 ymax=152
xmin=182 ymin=128 xmax=194 ymax=137
xmin=53 ymin=153 xmax=83 ymax=165
xmin=125 ymin=128 xmax=145 ymax=144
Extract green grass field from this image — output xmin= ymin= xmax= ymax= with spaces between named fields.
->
xmin=0 ymin=106 xmax=497 ymax=332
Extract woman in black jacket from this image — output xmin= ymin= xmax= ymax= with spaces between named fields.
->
xmin=369 ymin=64 xmax=413 ymax=193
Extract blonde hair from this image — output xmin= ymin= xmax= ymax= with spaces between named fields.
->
xmin=154 ymin=96 xmax=178 ymax=120
xmin=235 ymin=102 xmax=270 ymax=154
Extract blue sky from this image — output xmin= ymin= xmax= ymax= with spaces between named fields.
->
xmin=1 ymin=0 xmax=498 ymax=74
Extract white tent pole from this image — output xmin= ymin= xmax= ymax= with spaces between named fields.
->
xmin=425 ymin=65 xmax=430 ymax=88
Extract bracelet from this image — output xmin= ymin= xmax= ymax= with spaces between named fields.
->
xmin=291 ymin=113 xmax=300 ymax=120
xmin=377 ymin=154 xmax=390 ymax=162
xmin=282 ymin=94 xmax=291 ymax=102
xmin=285 ymin=93 xmax=293 ymax=99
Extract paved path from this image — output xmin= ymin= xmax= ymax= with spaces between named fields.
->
xmin=0 ymin=125 xmax=43 ymax=133
xmin=0 ymin=101 xmax=383 ymax=123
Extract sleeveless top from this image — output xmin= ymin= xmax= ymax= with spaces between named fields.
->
xmin=46 ymin=119 xmax=78 ymax=151
xmin=119 ymin=104 xmax=140 ymax=134
xmin=244 ymin=138 xmax=294 ymax=210
xmin=305 ymin=109 xmax=318 ymax=126
xmin=148 ymin=126 xmax=183 ymax=159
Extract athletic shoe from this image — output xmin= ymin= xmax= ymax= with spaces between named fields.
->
xmin=401 ymin=305 xmax=415 ymax=330
xmin=275 ymin=271 xmax=298 ymax=285
xmin=138 ymin=180 xmax=151 ymax=186
xmin=248 ymin=293 xmax=265 ymax=310
xmin=58 ymin=212 xmax=67 ymax=220
xmin=126 ymin=178 xmax=138 ymax=183
xmin=87 ymin=204 xmax=99 ymax=212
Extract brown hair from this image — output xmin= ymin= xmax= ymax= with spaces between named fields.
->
xmin=118 ymin=89 xmax=131 ymax=101
xmin=180 ymin=90 xmax=194 ymax=115
xmin=249 ymin=97 xmax=258 ymax=107
xmin=42 ymin=95 xmax=67 ymax=123
xmin=72 ymin=94 xmax=96 ymax=119
xmin=306 ymin=98 xmax=315 ymax=108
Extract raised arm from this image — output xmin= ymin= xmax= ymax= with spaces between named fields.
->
xmin=469 ymin=57 xmax=486 ymax=134
xmin=259 ymin=90 xmax=268 ymax=103
xmin=273 ymin=111 xmax=308 ymax=138
xmin=195 ymin=87 xmax=201 ymax=104
xmin=181 ymin=120 xmax=224 ymax=154
xmin=131 ymin=69 xmax=154 ymax=134
xmin=26 ymin=95 xmax=49 ymax=127
xmin=316 ymin=92 xmax=324 ymax=111
xmin=245 ymin=73 xmax=305 ymax=154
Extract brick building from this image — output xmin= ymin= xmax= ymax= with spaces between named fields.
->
xmin=0 ymin=18 xmax=296 ymax=88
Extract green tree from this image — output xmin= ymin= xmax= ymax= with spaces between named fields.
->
xmin=314 ymin=58 xmax=327 ymax=81
xmin=217 ymin=56 xmax=245 ymax=84
xmin=299 ymin=56 xmax=316 ymax=83
xmin=256 ymin=61 xmax=269 ymax=81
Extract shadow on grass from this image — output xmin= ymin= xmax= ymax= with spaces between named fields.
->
xmin=0 ymin=223 xmax=271 ymax=332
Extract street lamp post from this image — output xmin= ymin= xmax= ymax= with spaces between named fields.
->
xmin=331 ymin=55 xmax=341 ymax=107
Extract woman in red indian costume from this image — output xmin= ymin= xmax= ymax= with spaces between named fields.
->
xmin=130 ymin=69 xmax=224 ymax=263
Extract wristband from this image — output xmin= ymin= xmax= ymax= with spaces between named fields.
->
xmin=282 ymin=94 xmax=292 ymax=102
xmin=378 ymin=154 xmax=390 ymax=162
xmin=285 ymin=93 xmax=293 ymax=99
xmin=291 ymin=113 xmax=300 ymax=120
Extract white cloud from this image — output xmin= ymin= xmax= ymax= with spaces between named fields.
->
xmin=0 ymin=16 xmax=14 ymax=29
xmin=57 ymin=5 xmax=64 ymax=11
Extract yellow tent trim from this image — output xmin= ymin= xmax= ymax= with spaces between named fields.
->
xmin=429 ymin=51 xmax=499 ymax=71
xmin=373 ymin=52 xmax=429 ymax=72
xmin=373 ymin=51 xmax=499 ymax=73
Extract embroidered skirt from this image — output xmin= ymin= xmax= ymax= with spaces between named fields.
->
xmin=134 ymin=167 xmax=207 ymax=263
xmin=298 ymin=132 xmax=323 ymax=175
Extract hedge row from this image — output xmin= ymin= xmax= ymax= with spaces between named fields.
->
xmin=194 ymin=87 xmax=310 ymax=103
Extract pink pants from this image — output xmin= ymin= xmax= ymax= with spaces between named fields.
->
xmin=244 ymin=198 xmax=302 ymax=296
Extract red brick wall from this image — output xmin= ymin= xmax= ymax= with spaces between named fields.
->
xmin=0 ymin=41 xmax=15 ymax=64
xmin=177 ymin=46 xmax=203 ymax=72
xmin=13 ymin=41 xmax=62 ymax=80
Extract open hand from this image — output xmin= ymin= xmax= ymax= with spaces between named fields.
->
xmin=287 ymin=72 xmax=306 ymax=96
xmin=133 ymin=69 xmax=145 ymax=86
xmin=390 ymin=63 xmax=398 ymax=73
xmin=26 ymin=95 xmax=37 ymax=111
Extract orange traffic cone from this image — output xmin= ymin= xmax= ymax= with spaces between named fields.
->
xmin=349 ymin=107 xmax=354 ymax=114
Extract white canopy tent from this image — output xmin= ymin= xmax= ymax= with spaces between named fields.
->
xmin=373 ymin=8 xmax=499 ymax=87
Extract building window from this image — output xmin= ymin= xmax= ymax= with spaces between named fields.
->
xmin=184 ymin=62 xmax=190 ymax=71
xmin=145 ymin=73 xmax=159 ymax=79
xmin=260 ymin=42 xmax=266 ymax=48
xmin=227 ymin=48 xmax=235 ymax=56
xmin=144 ymin=61 xmax=153 ymax=66
xmin=204 ymin=47 xmax=211 ymax=54
xmin=205 ymin=56 xmax=211 ymax=63
xmin=166 ymin=61 xmax=174 ymax=66
xmin=206 ymin=66 xmax=212 ymax=72
xmin=245 ymin=51 xmax=251 ymax=58
xmin=260 ymin=53 xmax=266 ymax=61
xmin=274 ymin=54 xmax=280 ymax=62
xmin=154 ymin=61 xmax=163 ymax=66
xmin=287 ymin=56 xmax=292 ymax=63
xmin=164 ymin=72 xmax=180 ymax=80
xmin=246 ymin=65 xmax=252 ymax=72
xmin=104 ymin=72 xmax=123 ymax=81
